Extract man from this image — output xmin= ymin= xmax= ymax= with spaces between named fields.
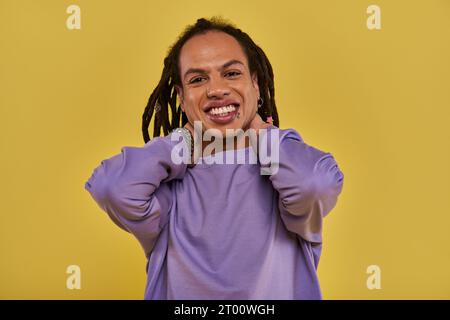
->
xmin=85 ymin=17 xmax=344 ymax=299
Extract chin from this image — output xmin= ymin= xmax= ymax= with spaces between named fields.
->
xmin=197 ymin=118 xmax=246 ymax=136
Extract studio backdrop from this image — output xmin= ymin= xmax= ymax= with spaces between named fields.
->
xmin=1 ymin=0 xmax=449 ymax=299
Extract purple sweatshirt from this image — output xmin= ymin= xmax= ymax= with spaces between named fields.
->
xmin=84 ymin=125 xmax=344 ymax=299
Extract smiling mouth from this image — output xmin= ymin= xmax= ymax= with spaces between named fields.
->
xmin=205 ymin=104 xmax=239 ymax=116
xmin=204 ymin=104 xmax=240 ymax=124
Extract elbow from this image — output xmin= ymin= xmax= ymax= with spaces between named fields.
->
xmin=85 ymin=167 xmax=111 ymax=209
xmin=277 ymin=151 xmax=344 ymax=243
xmin=281 ymin=153 xmax=344 ymax=216
xmin=314 ymin=153 xmax=344 ymax=195
xmin=311 ymin=153 xmax=344 ymax=215
xmin=282 ymin=154 xmax=344 ymax=216
xmin=84 ymin=160 xmax=118 ymax=210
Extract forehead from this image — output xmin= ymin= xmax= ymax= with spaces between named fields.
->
xmin=179 ymin=31 xmax=248 ymax=71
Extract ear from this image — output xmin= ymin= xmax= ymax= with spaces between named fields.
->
xmin=251 ymin=72 xmax=260 ymax=98
xmin=175 ymin=85 xmax=184 ymax=111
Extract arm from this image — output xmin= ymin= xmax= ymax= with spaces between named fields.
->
xmin=84 ymin=134 xmax=187 ymax=257
xmin=261 ymin=127 xmax=344 ymax=244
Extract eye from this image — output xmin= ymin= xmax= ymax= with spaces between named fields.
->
xmin=225 ymin=71 xmax=241 ymax=77
xmin=190 ymin=77 xmax=205 ymax=84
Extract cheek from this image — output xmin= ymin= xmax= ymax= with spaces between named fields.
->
xmin=243 ymin=89 xmax=258 ymax=112
xmin=186 ymin=89 xmax=201 ymax=108
xmin=184 ymin=91 xmax=202 ymax=112
xmin=184 ymin=90 xmax=195 ymax=105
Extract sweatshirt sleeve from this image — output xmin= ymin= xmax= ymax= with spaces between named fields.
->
xmin=84 ymin=134 xmax=187 ymax=257
xmin=260 ymin=126 xmax=344 ymax=244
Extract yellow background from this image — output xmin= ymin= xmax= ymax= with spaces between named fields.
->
xmin=1 ymin=0 xmax=449 ymax=299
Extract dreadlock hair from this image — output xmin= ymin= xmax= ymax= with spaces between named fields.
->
xmin=142 ymin=16 xmax=280 ymax=143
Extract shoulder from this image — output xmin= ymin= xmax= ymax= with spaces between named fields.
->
xmin=142 ymin=131 xmax=183 ymax=149
xmin=265 ymin=124 xmax=304 ymax=143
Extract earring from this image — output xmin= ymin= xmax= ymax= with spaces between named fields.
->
xmin=257 ymin=97 xmax=263 ymax=108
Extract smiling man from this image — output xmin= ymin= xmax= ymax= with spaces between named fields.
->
xmin=85 ymin=17 xmax=344 ymax=300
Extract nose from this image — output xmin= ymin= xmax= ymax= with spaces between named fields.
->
xmin=206 ymin=76 xmax=230 ymax=98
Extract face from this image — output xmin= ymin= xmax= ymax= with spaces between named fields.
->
xmin=175 ymin=31 xmax=260 ymax=136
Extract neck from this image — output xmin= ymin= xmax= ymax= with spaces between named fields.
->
xmin=196 ymin=134 xmax=251 ymax=157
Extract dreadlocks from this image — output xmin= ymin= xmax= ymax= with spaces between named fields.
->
xmin=142 ymin=16 xmax=279 ymax=143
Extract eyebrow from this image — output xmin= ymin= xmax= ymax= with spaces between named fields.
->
xmin=183 ymin=59 xmax=245 ymax=80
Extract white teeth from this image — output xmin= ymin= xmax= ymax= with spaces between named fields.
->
xmin=209 ymin=104 xmax=237 ymax=115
